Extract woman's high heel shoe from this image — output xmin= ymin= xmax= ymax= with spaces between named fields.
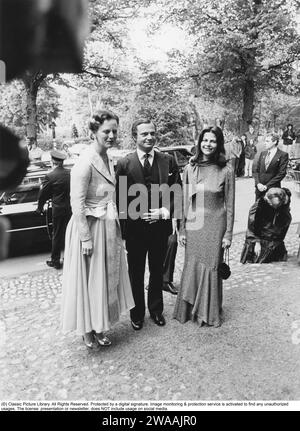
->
xmin=93 ymin=331 xmax=112 ymax=347
xmin=82 ymin=334 xmax=100 ymax=350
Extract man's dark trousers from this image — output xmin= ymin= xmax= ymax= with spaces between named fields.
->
xmin=51 ymin=212 xmax=71 ymax=263
xmin=126 ymin=222 xmax=169 ymax=322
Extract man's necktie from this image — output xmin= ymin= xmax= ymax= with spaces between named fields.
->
xmin=265 ymin=151 xmax=271 ymax=170
xmin=143 ymin=153 xmax=152 ymax=211
xmin=143 ymin=153 xmax=151 ymax=174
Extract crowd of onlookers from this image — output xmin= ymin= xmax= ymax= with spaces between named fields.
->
xmin=225 ymin=123 xmax=300 ymax=178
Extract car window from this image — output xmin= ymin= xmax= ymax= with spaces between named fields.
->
xmin=175 ymin=149 xmax=191 ymax=164
xmin=0 ymin=185 xmax=40 ymax=205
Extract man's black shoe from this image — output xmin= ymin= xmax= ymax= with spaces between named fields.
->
xmin=162 ymin=282 xmax=178 ymax=295
xmin=150 ymin=314 xmax=166 ymax=326
xmin=46 ymin=260 xmax=62 ymax=270
xmin=131 ymin=320 xmax=144 ymax=331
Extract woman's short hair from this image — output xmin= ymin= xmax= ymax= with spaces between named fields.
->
xmin=191 ymin=126 xmax=226 ymax=167
xmin=88 ymin=110 xmax=119 ymax=133
xmin=131 ymin=118 xmax=156 ymax=140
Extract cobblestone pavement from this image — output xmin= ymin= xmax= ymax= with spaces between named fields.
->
xmin=0 ymin=225 xmax=300 ymax=401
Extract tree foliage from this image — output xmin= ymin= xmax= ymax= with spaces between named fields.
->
xmin=0 ymin=79 xmax=61 ymax=137
xmin=135 ymin=71 xmax=195 ymax=146
xmin=159 ymin=0 xmax=300 ymax=132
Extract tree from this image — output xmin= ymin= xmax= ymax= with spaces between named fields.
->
xmin=160 ymin=0 xmax=300 ymax=132
xmin=14 ymin=0 xmax=153 ymax=145
xmin=0 ymin=77 xmax=61 ymax=139
xmin=135 ymin=71 xmax=195 ymax=146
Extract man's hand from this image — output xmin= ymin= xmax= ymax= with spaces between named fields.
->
xmin=257 ymin=183 xmax=267 ymax=192
xmin=142 ymin=208 xmax=167 ymax=224
xmin=82 ymin=239 xmax=93 ymax=256
xmin=254 ymin=242 xmax=261 ymax=257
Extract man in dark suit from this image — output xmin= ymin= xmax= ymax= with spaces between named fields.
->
xmin=37 ymin=150 xmax=71 ymax=269
xmin=116 ymin=119 xmax=182 ymax=330
xmin=254 ymin=134 xmax=289 ymax=200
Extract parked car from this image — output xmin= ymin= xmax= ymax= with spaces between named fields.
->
xmin=156 ymin=145 xmax=194 ymax=172
xmin=0 ymin=165 xmax=52 ymax=257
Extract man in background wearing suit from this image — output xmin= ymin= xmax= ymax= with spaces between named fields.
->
xmin=116 ymin=119 xmax=182 ymax=330
xmin=37 ymin=150 xmax=71 ymax=269
xmin=254 ymin=134 xmax=289 ymax=201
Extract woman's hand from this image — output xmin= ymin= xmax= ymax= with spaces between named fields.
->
xmin=222 ymin=238 xmax=231 ymax=249
xmin=179 ymin=234 xmax=186 ymax=247
xmin=172 ymin=219 xmax=179 ymax=236
xmin=82 ymin=239 xmax=93 ymax=256
xmin=254 ymin=242 xmax=261 ymax=257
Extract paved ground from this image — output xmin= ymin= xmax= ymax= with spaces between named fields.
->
xmin=0 ymin=223 xmax=300 ymax=401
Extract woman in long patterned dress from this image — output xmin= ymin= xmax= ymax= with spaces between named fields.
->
xmin=174 ymin=126 xmax=235 ymax=327
xmin=61 ymin=110 xmax=134 ymax=349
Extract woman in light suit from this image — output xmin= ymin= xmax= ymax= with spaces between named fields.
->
xmin=61 ymin=110 xmax=134 ymax=350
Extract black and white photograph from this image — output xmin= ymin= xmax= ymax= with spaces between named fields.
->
xmin=1 ymin=0 xmax=300 ymax=414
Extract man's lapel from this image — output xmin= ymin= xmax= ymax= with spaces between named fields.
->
xmin=128 ymin=151 xmax=145 ymax=184
xmin=155 ymin=151 xmax=169 ymax=184
xmin=266 ymin=148 xmax=279 ymax=172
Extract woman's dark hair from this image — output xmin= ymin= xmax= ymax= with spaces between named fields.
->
xmin=88 ymin=110 xmax=119 ymax=133
xmin=191 ymin=126 xmax=226 ymax=167
xmin=286 ymin=123 xmax=293 ymax=129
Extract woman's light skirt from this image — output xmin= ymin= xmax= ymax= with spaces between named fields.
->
xmin=61 ymin=216 xmax=134 ymax=335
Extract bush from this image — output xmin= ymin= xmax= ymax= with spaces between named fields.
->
xmin=37 ymin=136 xmax=64 ymax=151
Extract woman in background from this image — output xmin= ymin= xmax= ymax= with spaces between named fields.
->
xmin=61 ymin=110 xmax=134 ymax=350
xmin=244 ymin=138 xmax=257 ymax=177
xmin=282 ymin=124 xmax=296 ymax=158
xmin=174 ymin=126 xmax=235 ymax=327
xmin=237 ymin=134 xmax=246 ymax=177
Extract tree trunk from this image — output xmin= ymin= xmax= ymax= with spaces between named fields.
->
xmin=241 ymin=78 xmax=255 ymax=133
xmin=22 ymin=71 xmax=46 ymax=145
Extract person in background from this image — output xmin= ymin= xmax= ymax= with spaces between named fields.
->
xmin=246 ymin=124 xmax=258 ymax=148
xmin=61 ymin=110 xmax=134 ymax=350
xmin=227 ymin=137 xmax=243 ymax=176
xmin=62 ymin=143 xmax=72 ymax=159
xmin=28 ymin=140 xmax=43 ymax=162
xmin=240 ymin=187 xmax=291 ymax=263
xmin=237 ymin=134 xmax=247 ymax=177
xmin=244 ymin=137 xmax=257 ymax=177
xmin=253 ymin=133 xmax=288 ymax=200
xmin=37 ymin=150 xmax=72 ymax=269
xmin=174 ymin=126 xmax=235 ymax=328
xmin=282 ymin=124 xmax=296 ymax=158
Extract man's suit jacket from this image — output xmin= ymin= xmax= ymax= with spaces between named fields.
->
xmin=254 ymin=148 xmax=288 ymax=191
xmin=115 ymin=150 xmax=182 ymax=239
xmin=38 ymin=166 xmax=71 ymax=217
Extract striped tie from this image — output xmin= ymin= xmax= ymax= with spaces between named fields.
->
xmin=265 ymin=151 xmax=271 ymax=170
